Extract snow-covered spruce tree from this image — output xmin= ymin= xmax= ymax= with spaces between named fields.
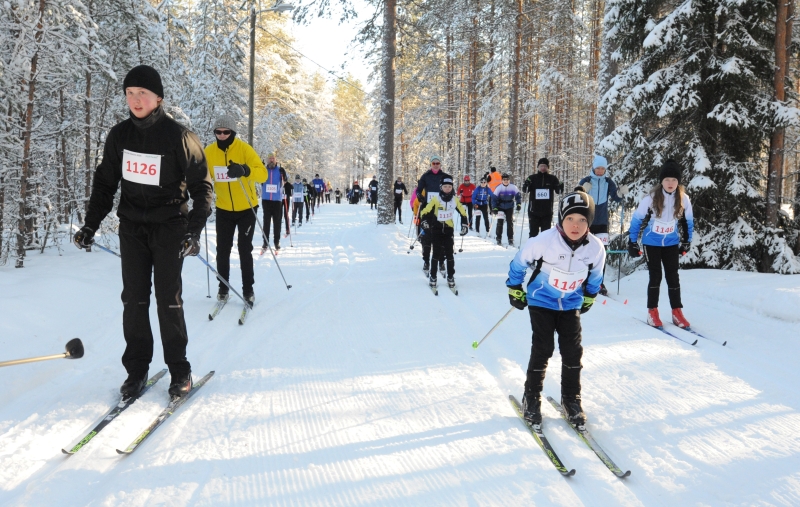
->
xmin=598 ymin=0 xmax=800 ymax=272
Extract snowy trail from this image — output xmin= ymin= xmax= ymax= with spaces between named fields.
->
xmin=1 ymin=204 xmax=800 ymax=506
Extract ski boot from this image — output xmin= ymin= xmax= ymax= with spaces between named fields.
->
xmin=672 ymin=308 xmax=690 ymax=328
xmin=508 ymin=238 xmax=515 ymax=247
xmin=647 ymin=308 xmax=663 ymax=327
xmin=522 ymin=392 xmax=542 ymax=426
xmin=447 ymin=277 xmax=455 ymax=288
xmin=497 ymin=238 xmax=502 ymax=246
xmin=244 ymin=291 xmax=255 ymax=308
xmin=561 ymin=394 xmax=586 ymax=427
xmin=217 ymin=291 xmax=230 ymax=303
xmin=429 ymin=275 xmax=437 ymax=289
xmin=423 ymin=260 xmax=430 ymax=274
xmin=274 ymin=240 xmax=280 ymax=251
xmin=599 ymin=283 xmax=608 ymax=296
xmin=120 ymin=370 xmax=148 ymax=399
xmin=168 ymin=372 xmax=192 ymax=399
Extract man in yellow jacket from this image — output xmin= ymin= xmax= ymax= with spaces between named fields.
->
xmin=205 ymin=115 xmax=267 ymax=306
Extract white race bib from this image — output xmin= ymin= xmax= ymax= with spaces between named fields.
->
xmin=213 ymin=166 xmax=236 ymax=183
xmin=596 ymin=233 xmax=609 ymax=245
xmin=437 ymin=209 xmax=454 ymax=222
xmin=652 ymin=219 xmax=676 ymax=235
xmin=474 ymin=210 xmax=482 ymax=217
xmin=264 ymin=184 xmax=278 ymax=193
xmin=293 ymin=194 xmax=304 ymax=202
xmin=426 ymin=192 xmax=439 ymax=202
xmin=536 ymin=189 xmax=549 ymax=200
xmin=122 ymin=150 xmax=161 ymax=186
xmin=548 ymin=267 xmax=588 ymax=294
xmin=395 ymin=189 xmax=403 ymax=194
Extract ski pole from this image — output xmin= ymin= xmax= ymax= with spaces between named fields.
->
xmin=618 ymin=204 xmax=625 ymax=295
xmin=196 ymin=254 xmax=248 ymax=304
xmin=407 ymin=231 xmax=423 ymax=253
xmin=204 ymin=224 xmax=210 ymax=298
xmin=472 ymin=307 xmax=516 ymax=349
xmin=0 ymin=338 xmax=84 ymax=368
xmin=94 ymin=243 xmax=121 ymax=258
xmin=518 ymin=199 xmax=527 ymax=250
xmin=237 ymin=178 xmax=292 ymax=290
xmin=458 ymin=233 xmax=465 ymax=253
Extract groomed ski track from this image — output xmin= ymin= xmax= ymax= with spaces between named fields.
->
xmin=1 ymin=205 xmax=800 ymax=506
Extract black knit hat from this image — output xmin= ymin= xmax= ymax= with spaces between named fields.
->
xmin=122 ymin=65 xmax=164 ymax=98
xmin=558 ymin=186 xmax=595 ymax=227
xmin=537 ymin=158 xmax=550 ymax=168
xmin=659 ymin=159 xmax=682 ymax=184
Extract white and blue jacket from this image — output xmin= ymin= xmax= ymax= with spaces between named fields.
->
xmin=578 ymin=169 xmax=622 ymax=226
xmin=629 ymin=190 xmax=693 ymax=247
xmin=472 ymin=186 xmax=493 ymax=206
xmin=507 ymin=227 xmax=606 ymax=311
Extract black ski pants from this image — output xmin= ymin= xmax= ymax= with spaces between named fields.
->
xmin=370 ymin=192 xmax=378 ymax=209
xmin=261 ymin=200 xmax=283 ymax=246
xmin=644 ymin=244 xmax=682 ymax=309
xmin=292 ymin=201 xmax=304 ymax=223
xmin=429 ymin=234 xmax=455 ymax=278
xmin=528 ymin=213 xmax=553 ymax=238
xmin=336 ymin=196 xmax=341 ymax=204
xmin=119 ymin=219 xmax=191 ymax=379
xmin=421 ymin=229 xmax=432 ymax=264
xmin=306 ymin=199 xmax=312 ymax=219
xmin=216 ymin=207 xmax=257 ymax=295
xmin=474 ymin=204 xmax=490 ymax=233
xmin=461 ymin=201 xmax=473 ymax=227
xmin=394 ymin=195 xmax=403 ymax=221
xmin=525 ymin=306 xmax=583 ymax=397
xmin=495 ymin=208 xmax=514 ymax=242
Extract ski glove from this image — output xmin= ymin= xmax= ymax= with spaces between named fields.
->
xmin=679 ymin=242 xmax=690 ymax=256
xmin=460 ymin=224 xmax=468 ymax=236
xmin=580 ymin=294 xmax=596 ymax=314
xmin=227 ymin=163 xmax=250 ymax=179
xmin=516 ymin=204 xmax=521 ymax=212
xmin=508 ymin=285 xmax=527 ymax=310
xmin=73 ymin=226 xmax=95 ymax=250
xmin=421 ymin=220 xmax=431 ymax=230
xmin=627 ymin=241 xmax=641 ymax=258
xmin=179 ymin=232 xmax=201 ymax=258
xmin=618 ymin=184 xmax=630 ymax=197
xmin=491 ymin=208 xmax=498 ymax=215
xmin=582 ymin=181 xmax=592 ymax=193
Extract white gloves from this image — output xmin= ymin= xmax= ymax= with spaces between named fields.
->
xmin=618 ymin=184 xmax=629 ymax=197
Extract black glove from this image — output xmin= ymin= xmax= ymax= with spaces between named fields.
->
xmin=627 ymin=241 xmax=641 ymax=258
xmin=516 ymin=203 xmax=521 ymax=212
xmin=679 ymin=242 xmax=690 ymax=255
xmin=227 ymin=163 xmax=250 ymax=179
xmin=421 ymin=220 xmax=430 ymax=230
xmin=460 ymin=224 xmax=468 ymax=236
xmin=508 ymin=285 xmax=527 ymax=310
xmin=491 ymin=208 xmax=498 ymax=216
xmin=73 ymin=226 xmax=95 ymax=250
xmin=580 ymin=294 xmax=596 ymax=314
xmin=179 ymin=232 xmax=201 ymax=258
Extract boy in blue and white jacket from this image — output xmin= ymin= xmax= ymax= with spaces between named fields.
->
xmin=507 ymin=187 xmax=605 ymax=428
xmin=628 ymin=159 xmax=694 ymax=329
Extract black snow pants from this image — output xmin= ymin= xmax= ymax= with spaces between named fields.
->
xmin=495 ymin=208 xmax=515 ymax=242
xmin=525 ymin=306 xmax=583 ymax=397
xmin=370 ymin=192 xmax=378 ymax=209
xmin=429 ymin=234 xmax=455 ymax=279
xmin=644 ymin=244 xmax=682 ymax=309
xmin=474 ymin=204 xmax=490 ymax=233
xmin=394 ymin=195 xmax=403 ymax=221
xmin=462 ymin=201 xmax=473 ymax=227
xmin=215 ymin=207 xmax=257 ymax=295
xmin=528 ymin=213 xmax=553 ymax=238
xmin=292 ymin=201 xmax=304 ymax=223
xmin=261 ymin=200 xmax=283 ymax=247
xmin=119 ymin=219 xmax=191 ymax=379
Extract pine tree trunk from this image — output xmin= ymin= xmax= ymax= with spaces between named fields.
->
xmin=16 ymin=0 xmax=46 ymax=268
xmin=466 ymin=3 xmax=479 ymax=176
xmin=508 ymin=0 xmax=522 ymax=174
xmin=377 ymin=0 xmax=396 ymax=224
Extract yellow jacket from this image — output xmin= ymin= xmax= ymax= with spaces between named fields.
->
xmin=205 ymin=137 xmax=267 ymax=211
xmin=419 ymin=194 xmax=467 ymax=233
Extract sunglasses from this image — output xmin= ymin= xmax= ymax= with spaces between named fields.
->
xmin=431 ymin=162 xmax=441 ymax=165
xmin=214 ymin=129 xmax=231 ymax=135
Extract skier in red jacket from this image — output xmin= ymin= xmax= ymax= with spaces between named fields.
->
xmin=457 ymin=176 xmax=476 ymax=230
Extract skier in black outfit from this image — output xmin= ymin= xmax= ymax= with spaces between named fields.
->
xmin=303 ymin=178 xmax=315 ymax=221
xmin=368 ymin=175 xmax=379 ymax=210
xmin=335 ymin=188 xmax=342 ymax=204
xmin=349 ymin=182 xmax=362 ymax=204
xmin=415 ymin=155 xmax=447 ymax=272
xmin=522 ymin=158 xmax=564 ymax=237
xmin=73 ymin=66 xmax=212 ymax=399
xmin=393 ymin=177 xmax=408 ymax=222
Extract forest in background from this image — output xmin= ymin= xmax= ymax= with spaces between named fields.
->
xmin=2 ymin=0 xmax=800 ymax=272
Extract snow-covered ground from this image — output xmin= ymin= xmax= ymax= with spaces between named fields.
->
xmin=1 ymin=204 xmax=800 ymax=506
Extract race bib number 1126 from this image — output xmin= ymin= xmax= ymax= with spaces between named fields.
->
xmin=122 ymin=150 xmax=161 ymax=186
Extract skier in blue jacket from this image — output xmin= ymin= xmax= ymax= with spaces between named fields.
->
xmin=472 ymin=177 xmax=493 ymax=234
xmin=507 ymin=187 xmax=605 ymax=428
xmin=628 ymin=159 xmax=694 ymax=329
xmin=490 ymin=173 xmax=522 ymax=246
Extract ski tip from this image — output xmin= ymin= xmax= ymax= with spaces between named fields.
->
xmin=691 ymin=339 xmax=698 ymax=346
xmin=722 ymin=341 xmax=728 ymax=346
xmin=208 ymin=315 xmax=214 ymax=321
xmin=61 ymin=448 xmax=73 ymax=455
xmin=618 ymin=470 xmax=632 ymax=478
xmin=564 ymin=469 xmax=576 ymax=477
xmin=115 ymin=448 xmax=131 ymax=455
